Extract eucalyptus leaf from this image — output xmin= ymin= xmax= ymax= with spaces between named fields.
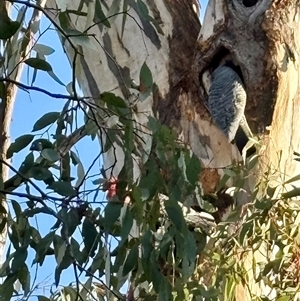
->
xmin=139 ymin=62 xmax=153 ymax=101
xmin=18 ymin=265 xmax=30 ymax=296
xmin=41 ymin=148 xmax=60 ymax=162
xmin=94 ymin=0 xmax=111 ymax=27
xmin=158 ymin=276 xmax=172 ymax=301
xmin=48 ymin=181 xmax=77 ymax=197
xmin=65 ymin=208 xmax=80 ymax=236
xmin=0 ymin=19 xmax=20 ymax=40
xmin=11 ymin=199 xmax=22 ymax=218
xmin=30 ymin=138 xmax=53 ymax=151
xmin=136 ymin=0 xmax=149 ymax=17
xmin=101 ymin=92 xmax=127 ymax=108
xmin=66 ymin=29 xmax=97 ymax=51
xmin=92 ymin=178 xmax=107 ymax=185
xmin=37 ymin=296 xmax=51 ymax=301
xmin=25 ymin=58 xmax=52 ymax=71
xmin=0 ymin=274 xmax=17 ymax=301
xmin=47 ymin=70 xmax=65 ymax=86
xmin=82 ymin=217 xmax=98 ymax=257
xmin=33 ymin=231 xmax=55 ymax=266
xmin=120 ymin=207 xmax=133 ymax=242
xmin=32 ymin=112 xmax=60 ymax=131
xmin=186 ymin=153 xmax=201 ymax=185
xmin=28 ymin=167 xmax=53 ymax=182
xmin=33 ymin=44 xmax=55 ymax=55
xmin=104 ymin=203 xmax=122 ymax=230
xmin=141 ymin=230 xmax=153 ymax=277
xmin=11 ymin=247 xmax=28 ymax=273
xmin=164 ymin=198 xmax=186 ymax=234
xmin=122 ymin=245 xmax=138 ymax=276
xmin=7 ymin=134 xmax=34 ymax=158
xmin=107 ymin=0 xmax=121 ymax=24
xmin=75 ymin=162 xmax=85 ymax=187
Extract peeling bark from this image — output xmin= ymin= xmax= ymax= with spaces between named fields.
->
xmin=196 ymin=0 xmax=300 ymax=187
xmin=46 ymin=0 xmax=241 ymax=182
xmin=196 ymin=0 xmax=300 ymax=298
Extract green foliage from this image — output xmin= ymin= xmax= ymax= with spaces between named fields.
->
xmin=32 ymin=112 xmax=61 ymax=132
xmin=6 ymin=134 xmax=35 ymax=158
xmin=2 ymin=1 xmax=300 ymax=301
xmin=0 ymin=6 xmax=21 ymax=40
xmin=33 ymin=44 xmax=55 ymax=56
xmin=101 ymin=92 xmax=127 ymax=108
xmin=24 ymin=58 xmax=53 ymax=72
xmin=139 ymin=62 xmax=153 ymax=101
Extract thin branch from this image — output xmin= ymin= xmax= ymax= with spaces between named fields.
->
xmin=75 ymin=262 xmax=126 ymax=301
xmin=0 ymin=189 xmax=63 ymax=202
xmin=0 ymin=77 xmax=82 ymax=100
xmin=72 ymin=50 xmax=78 ymax=101
xmin=73 ymin=263 xmax=84 ymax=301
xmin=76 ymin=153 xmax=101 ymax=191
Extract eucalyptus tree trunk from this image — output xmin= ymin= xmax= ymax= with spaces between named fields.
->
xmin=46 ymin=0 xmax=300 ymax=299
xmin=197 ymin=0 xmax=300 ymax=184
xmin=0 ymin=0 xmax=18 ymax=261
xmin=196 ymin=0 xmax=300 ymax=299
xmin=45 ymin=0 xmax=238 ymax=182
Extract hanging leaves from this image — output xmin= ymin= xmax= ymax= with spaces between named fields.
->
xmin=82 ymin=217 xmax=98 ymax=257
xmin=41 ymin=148 xmax=60 ymax=162
xmin=122 ymin=245 xmax=138 ymax=276
xmin=24 ymin=58 xmax=52 ymax=72
xmin=32 ymin=112 xmax=60 ymax=132
xmin=0 ymin=6 xmax=20 ymax=40
xmin=101 ymin=92 xmax=127 ymax=108
xmin=139 ymin=62 xmax=153 ymax=101
xmin=33 ymin=44 xmax=55 ymax=56
xmin=6 ymin=134 xmax=35 ymax=158
xmin=104 ymin=203 xmax=122 ymax=230
xmin=94 ymin=0 xmax=111 ymax=28
xmin=48 ymin=181 xmax=77 ymax=197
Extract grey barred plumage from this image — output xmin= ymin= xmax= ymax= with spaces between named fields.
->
xmin=208 ymin=64 xmax=253 ymax=149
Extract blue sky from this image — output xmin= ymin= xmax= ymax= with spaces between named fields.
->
xmin=8 ymin=13 xmax=104 ymax=296
xmin=8 ymin=0 xmax=208 ymax=298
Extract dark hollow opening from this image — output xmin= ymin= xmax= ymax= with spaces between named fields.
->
xmin=242 ymin=0 xmax=258 ymax=7
xmin=199 ymin=47 xmax=245 ymax=84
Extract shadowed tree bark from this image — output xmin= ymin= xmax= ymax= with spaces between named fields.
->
xmin=46 ymin=0 xmax=239 ymax=179
xmin=196 ymin=0 xmax=300 ymax=298
xmin=197 ymin=0 xmax=300 ymax=185
xmin=45 ymin=0 xmax=300 ymax=299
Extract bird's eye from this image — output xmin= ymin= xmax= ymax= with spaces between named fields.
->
xmin=242 ymin=0 xmax=258 ymax=7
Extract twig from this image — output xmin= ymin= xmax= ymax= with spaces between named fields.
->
xmin=0 ymin=77 xmax=84 ymax=100
xmin=0 ymin=189 xmax=63 ymax=202
xmin=75 ymin=262 xmax=126 ymax=301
